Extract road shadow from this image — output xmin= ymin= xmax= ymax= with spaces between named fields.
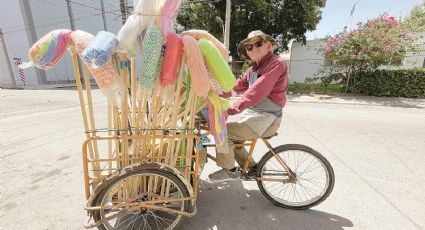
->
xmin=22 ymin=82 xmax=99 ymax=90
xmin=182 ymin=179 xmax=353 ymax=230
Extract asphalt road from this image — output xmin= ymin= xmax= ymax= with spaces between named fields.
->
xmin=1 ymin=89 xmax=424 ymax=230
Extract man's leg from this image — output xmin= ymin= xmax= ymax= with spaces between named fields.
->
xmin=262 ymin=117 xmax=282 ymax=138
xmin=232 ymin=117 xmax=281 ymax=179
xmin=233 ymin=142 xmax=256 ymax=168
xmin=215 ymin=139 xmax=235 ymax=169
xmin=210 ymin=112 xmax=282 ymax=182
xmin=233 ymin=117 xmax=282 ymax=173
xmin=215 ymin=118 xmax=258 ymax=165
xmin=210 ymin=114 xmax=258 ymax=182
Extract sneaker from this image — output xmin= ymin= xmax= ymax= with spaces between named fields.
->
xmin=208 ymin=168 xmax=241 ymax=183
xmin=246 ymin=164 xmax=258 ymax=178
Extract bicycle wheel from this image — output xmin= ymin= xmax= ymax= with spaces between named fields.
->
xmin=93 ymin=167 xmax=191 ymax=230
xmin=256 ymin=144 xmax=334 ymax=210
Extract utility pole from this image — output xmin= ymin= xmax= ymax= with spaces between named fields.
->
xmin=119 ymin=0 xmax=127 ymax=25
xmin=66 ymin=0 xmax=76 ymax=30
xmin=19 ymin=0 xmax=47 ymax=85
xmin=100 ymin=0 xmax=108 ymax=31
xmin=224 ymin=0 xmax=231 ymax=51
xmin=0 ymin=28 xmax=18 ymax=88
xmin=66 ymin=0 xmax=85 ymax=84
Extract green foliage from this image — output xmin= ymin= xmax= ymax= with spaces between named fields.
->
xmin=324 ymin=14 xmax=417 ymax=71
xmin=319 ymin=14 xmax=420 ymax=93
xmin=176 ymin=3 xmax=224 ymax=37
xmin=289 ymin=83 xmax=343 ymax=94
xmin=402 ymin=1 xmax=425 ymax=32
xmin=177 ymin=0 xmax=326 ymax=59
xmin=229 ymin=61 xmax=252 ymax=76
xmin=349 ymin=69 xmax=425 ymax=97
xmin=241 ymin=61 xmax=252 ymax=73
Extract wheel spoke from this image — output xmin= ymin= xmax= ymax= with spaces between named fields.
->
xmin=258 ymin=147 xmax=334 ymax=208
xmin=94 ymin=171 xmax=188 ymax=230
xmin=294 ymin=151 xmax=308 ymax=172
xmin=298 ymin=161 xmax=322 ymax=176
xmin=298 ymin=182 xmax=315 ymax=197
xmin=299 ymin=177 xmax=325 ymax=189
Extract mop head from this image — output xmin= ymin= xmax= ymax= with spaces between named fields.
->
xmin=206 ymin=91 xmax=229 ymax=146
xmin=182 ymin=29 xmax=228 ymax=60
xmin=162 ymin=0 xmax=182 ymax=38
xmin=182 ymin=35 xmax=211 ymax=97
xmin=82 ymin=31 xmax=119 ymax=69
xmin=20 ymin=29 xmax=72 ymax=70
xmin=72 ymin=30 xmax=124 ymax=105
xmin=160 ymin=32 xmax=183 ymax=87
xmin=139 ymin=26 xmax=164 ymax=89
xmin=198 ymin=38 xmax=235 ymax=93
xmin=116 ymin=0 xmax=161 ymax=57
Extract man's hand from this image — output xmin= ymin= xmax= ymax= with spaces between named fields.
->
xmin=219 ymin=91 xmax=232 ymax=98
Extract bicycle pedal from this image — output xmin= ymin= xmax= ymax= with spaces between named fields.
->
xmin=240 ymin=173 xmax=257 ymax=181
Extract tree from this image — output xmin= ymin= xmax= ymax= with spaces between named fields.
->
xmin=177 ymin=0 xmax=326 ymax=59
xmin=325 ymin=14 xmax=417 ymax=70
xmin=322 ymin=14 xmax=418 ymax=91
xmin=402 ymin=1 xmax=425 ymax=32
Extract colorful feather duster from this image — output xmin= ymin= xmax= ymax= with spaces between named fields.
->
xmin=162 ymin=0 xmax=182 ymax=38
xmin=20 ymin=29 xmax=72 ymax=70
xmin=182 ymin=29 xmax=228 ymax=60
xmin=72 ymin=30 xmax=124 ymax=104
xmin=182 ymin=35 xmax=210 ymax=97
xmin=160 ymin=32 xmax=183 ymax=87
xmin=139 ymin=26 xmax=163 ymax=89
xmin=206 ymin=91 xmax=230 ymax=146
xmin=82 ymin=31 xmax=118 ymax=68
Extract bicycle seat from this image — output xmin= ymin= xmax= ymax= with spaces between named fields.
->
xmin=263 ymin=132 xmax=278 ymax=140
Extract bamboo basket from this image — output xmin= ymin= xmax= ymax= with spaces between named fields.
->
xmin=69 ymin=49 xmax=206 ymax=228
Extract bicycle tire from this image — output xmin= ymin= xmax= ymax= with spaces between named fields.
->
xmin=256 ymin=144 xmax=335 ymax=210
xmin=93 ymin=166 xmax=191 ymax=230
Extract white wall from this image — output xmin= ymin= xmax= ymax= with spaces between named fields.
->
xmin=289 ymin=39 xmax=326 ymax=83
xmin=0 ymin=0 xmax=37 ymax=87
xmin=30 ymin=0 xmax=123 ymax=84
xmin=0 ymin=0 xmax=124 ymax=87
xmin=289 ymin=34 xmax=425 ymax=84
xmin=402 ymin=32 xmax=425 ymax=69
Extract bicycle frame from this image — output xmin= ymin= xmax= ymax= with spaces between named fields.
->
xmin=201 ymin=128 xmax=295 ymax=183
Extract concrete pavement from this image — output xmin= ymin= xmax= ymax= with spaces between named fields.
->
xmin=1 ymin=89 xmax=424 ymax=230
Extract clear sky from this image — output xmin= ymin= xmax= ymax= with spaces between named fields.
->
xmin=306 ymin=0 xmax=422 ymax=39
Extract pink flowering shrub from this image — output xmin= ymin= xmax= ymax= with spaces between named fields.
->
xmin=324 ymin=14 xmax=417 ymax=70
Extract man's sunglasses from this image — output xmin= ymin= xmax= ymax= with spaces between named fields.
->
xmin=246 ymin=41 xmax=263 ymax=52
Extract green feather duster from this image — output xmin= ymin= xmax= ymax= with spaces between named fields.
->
xmin=139 ymin=26 xmax=163 ymax=89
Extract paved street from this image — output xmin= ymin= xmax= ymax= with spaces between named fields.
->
xmin=1 ymin=88 xmax=425 ymax=230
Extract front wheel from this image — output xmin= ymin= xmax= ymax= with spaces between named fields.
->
xmin=256 ymin=144 xmax=335 ymax=210
xmin=93 ymin=167 xmax=191 ymax=230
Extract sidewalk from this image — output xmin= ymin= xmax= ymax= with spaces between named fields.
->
xmin=287 ymin=93 xmax=425 ymax=108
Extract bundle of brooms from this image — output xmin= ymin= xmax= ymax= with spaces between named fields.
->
xmin=21 ymin=18 xmax=236 ymax=209
xmin=70 ymin=51 xmax=204 ymax=185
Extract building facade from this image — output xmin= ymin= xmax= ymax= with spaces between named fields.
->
xmin=0 ymin=0 xmax=124 ymax=88
xmin=288 ymin=39 xmax=326 ymax=83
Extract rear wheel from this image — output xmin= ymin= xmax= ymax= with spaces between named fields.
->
xmin=93 ymin=167 xmax=191 ymax=230
xmin=256 ymin=144 xmax=334 ymax=210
